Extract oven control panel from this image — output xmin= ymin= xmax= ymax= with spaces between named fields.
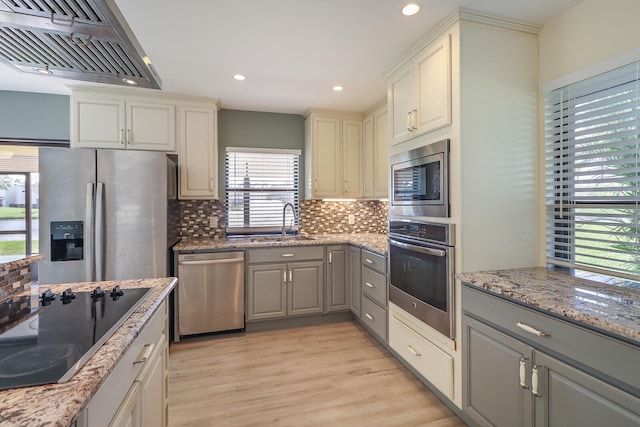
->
xmin=389 ymin=220 xmax=454 ymax=246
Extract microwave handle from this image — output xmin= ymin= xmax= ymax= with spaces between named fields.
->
xmin=389 ymin=239 xmax=446 ymax=258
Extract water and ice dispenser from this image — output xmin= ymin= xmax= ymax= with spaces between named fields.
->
xmin=50 ymin=221 xmax=84 ymax=262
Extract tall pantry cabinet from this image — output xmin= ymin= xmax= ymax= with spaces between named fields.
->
xmin=387 ymin=9 xmax=540 ymax=409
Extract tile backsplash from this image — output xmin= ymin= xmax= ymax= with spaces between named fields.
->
xmin=0 ymin=256 xmax=40 ymax=300
xmin=178 ymin=199 xmax=388 ymax=239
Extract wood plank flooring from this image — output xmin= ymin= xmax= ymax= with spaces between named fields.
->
xmin=168 ymin=321 xmax=466 ymax=427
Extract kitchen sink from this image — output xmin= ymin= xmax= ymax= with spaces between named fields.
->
xmin=249 ymin=235 xmax=316 ymax=243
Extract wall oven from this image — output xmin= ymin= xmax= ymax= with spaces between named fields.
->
xmin=390 ymin=139 xmax=449 ymax=218
xmin=388 ymin=219 xmax=455 ymax=339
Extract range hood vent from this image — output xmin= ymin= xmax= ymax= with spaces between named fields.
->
xmin=0 ymin=0 xmax=161 ymax=89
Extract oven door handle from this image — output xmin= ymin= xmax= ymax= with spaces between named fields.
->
xmin=389 ymin=239 xmax=446 ymax=257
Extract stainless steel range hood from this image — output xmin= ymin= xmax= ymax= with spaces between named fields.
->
xmin=0 ymin=0 xmax=161 ymax=89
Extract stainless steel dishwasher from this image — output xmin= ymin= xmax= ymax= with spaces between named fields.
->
xmin=176 ymin=251 xmax=245 ymax=340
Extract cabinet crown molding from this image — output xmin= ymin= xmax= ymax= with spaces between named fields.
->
xmin=387 ymin=7 xmax=541 ymax=77
xmin=303 ymin=108 xmax=364 ymax=120
xmin=67 ymin=85 xmax=220 ymax=109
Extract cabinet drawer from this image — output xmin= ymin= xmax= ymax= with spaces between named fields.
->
xmin=248 ymin=246 xmax=324 ymax=264
xmin=361 ymin=250 xmax=386 ymax=274
xmin=362 ymin=295 xmax=387 ymax=341
xmin=362 ymin=266 xmax=387 ymax=307
xmin=389 ymin=312 xmax=453 ymax=399
xmin=87 ymin=299 xmax=167 ymax=424
xmin=462 ymin=285 xmax=640 ymax=392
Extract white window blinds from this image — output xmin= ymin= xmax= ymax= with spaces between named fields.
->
xmin=545 ymin=61 xmax=640 ymax=279
xmin=225 ymin=147 xmax=300 ymax=233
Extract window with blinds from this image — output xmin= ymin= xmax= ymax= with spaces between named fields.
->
xmin=545 ymin=61 xmax=640 ymax=279
xmin=225 ymin=147 xmax=300 ymax=233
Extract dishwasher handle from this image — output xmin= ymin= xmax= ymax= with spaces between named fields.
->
xmin=179 ymin=258 xmax=244 ymax=266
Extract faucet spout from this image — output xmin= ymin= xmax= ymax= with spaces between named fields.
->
xmin=282 ymin=203 xmax=297 ymax=239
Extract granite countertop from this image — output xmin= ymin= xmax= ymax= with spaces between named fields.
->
xmin=174 ymin=233 xmax=389 ymax=256
xmin=0 ymin=277 xmax=177 ymax=427
xmin=0 ymin=254 xmax=44 ymax=272
xmin=457 ymin=267 xmax=640 ymax=345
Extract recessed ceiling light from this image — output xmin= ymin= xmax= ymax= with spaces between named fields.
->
xmin=402 ymin=2 xmax=421 ymax=16
xmin=35 ymin=65 xmax=53 ymax=75
xmin=333 ymin=85 xmax=344 ymax=91
xmin=234 ymin=74 xmax=246 ymax=81
xmin=121 ymin=78 xmax=138 ymax=85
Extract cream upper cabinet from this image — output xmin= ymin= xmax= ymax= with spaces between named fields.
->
xmin=388 ymin=33 xmax=451 ymax=145
xmin=305 ymin=111 xmax=363 ymax=199
xmin=71 ymin=90 xmax=176 ymax=151
xmin=177 ymin=104 xmax=218 ymax=199
xmin=363 ymin=104 xmax=388 ymax=199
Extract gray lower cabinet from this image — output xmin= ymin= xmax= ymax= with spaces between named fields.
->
xmin=462 ymin=285 xmax=640 ymax=427
xmin=247 ymin=246 xmax=324 ymax=321
xmin=360 ymin=249 xmax=387 ymax=342
xmin=326 ymin=245 xmax=349 ymax=312
xmin=349 ymin=245 xmax=361 ymax=317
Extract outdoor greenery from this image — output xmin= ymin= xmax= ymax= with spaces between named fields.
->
xmin=0 ymin=240 xmax=38 ymax=255
xmin=0 ymin=207 xmax=38 ymax=219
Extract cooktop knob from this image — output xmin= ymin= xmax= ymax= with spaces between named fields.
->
xmin=110 ymin=285 xmax=124 ymax=299
xmin=91 ymin=287 xmax=105 ymax=299
xmin=40 ymin=289 xmax=56 ymax=306
xmin=61 ymin=288 xmax=76 ymax=304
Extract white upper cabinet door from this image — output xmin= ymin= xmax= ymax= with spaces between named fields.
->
xmin=374 ymin=107 xmax=389 ymax=198
xmin=342 ymin=119 xmax=363 ymax=198
xmin=311 ymin=116 xmax=342 ymax=198
xmin=414 ymin=33 xmax=452 ymax=134
xmin=177 ymin=105 xmax=218 ymax=199
xmin=388 ymin=64 xmax=414 ymax=145
xmin=72 ymin=96 xmax=126 ymax=149
xmin=126 ymin=101 xmax=176 ymax=151
xmin=362 ymin=114 xmax=375 ymax=198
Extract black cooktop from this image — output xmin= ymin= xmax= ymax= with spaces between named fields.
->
xmin=0 ymin=286 xmax=151 ymax=391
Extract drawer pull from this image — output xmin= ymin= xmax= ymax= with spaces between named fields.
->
xmin=532 ymin=364 xmax=542 ymax=397
xmin=281 ymin=253 xmax=294 ymax=257
xmin=519 ymin=357 xmax=529 ymax=389
xmin=365 ymin=282 xmax=375 ymax=288
xmin=516 ymin=322 xmax=550 ymax=337
xmin=364 ymin=258 xmax=374 ymax=265
xmin=365 ymin=313 xmax=375 ymax=321
xmin=134 ymin=343 xmax=154 ymax=365
xmin=407 ymin=345 xmax=422 ymax=357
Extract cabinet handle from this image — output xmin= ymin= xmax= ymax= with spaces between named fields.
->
xmin=407 ymin=111 xmax=412 ymax=132
xmin=519 ymin=357 xmax=529 ymax=389
xmin=364 ymin=258 xmax=374 ymax=265
xmin=531 ymin=364 xmax=542 ymax=397
xmin=120 ymin=129 xmax=125 ymax=145
xmin=283 ymin=270 xmax=287 ymax=283
xmin=289 ymin=270 xmax=292 ymax=283
xmin=344 ymin=180 xmax=348 ymax=193
xmin=516 ymin=322 xmax=550 ymax=337
xmin=329 ymin=252 xmax=332 ymax=264
xmin=364 ymin=313 xmax=375 ymax=321
xmin=365 ymin=282 xmax=375 ymax=288
xmin=281 ymin=253 xmax=294 ymax=257
xmin=411 ymin=109 xmax=417 ymax=130
xmin=314 ymin=179 xmax=318 ymax=191
xmin=407 ymin=345 xmax=422 ymax=357
xmin=134 ymin=343 xmax=154 ymax=365
xmin=209 ymin=177 xmax=214 ymax=193
xmin=127 ymin=129 xmax=132 ymax=145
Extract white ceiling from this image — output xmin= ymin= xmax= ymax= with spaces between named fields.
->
xmin=0 ymin=0 xmax=584 ymax=115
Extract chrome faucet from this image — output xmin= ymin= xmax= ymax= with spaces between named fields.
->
xmin=282 ymin=202 xmax=297 ymax=239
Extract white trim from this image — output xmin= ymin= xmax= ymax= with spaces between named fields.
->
xmin=225 ymin=147 xmax=301 ymax=155
xmin=543 ymin=47 xmax=640 ymax=93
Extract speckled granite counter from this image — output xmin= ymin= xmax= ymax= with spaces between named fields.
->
xmin=0 ymin=277 xmax=177 ymax=427
xmin=174 ymin=233 xmax=389 ymax=256
xmin=457 ymin=267 xmax=640 ymax=345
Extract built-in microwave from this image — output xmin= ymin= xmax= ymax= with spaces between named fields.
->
xmin=389 ymin=139 xmax=449 ymax=218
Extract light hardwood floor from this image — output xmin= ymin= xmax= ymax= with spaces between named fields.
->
xmin=168 ymin=321 xmax=466 ymax=427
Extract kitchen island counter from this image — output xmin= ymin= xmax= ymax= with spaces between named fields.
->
xmin=0 ymin=276 xmax=177 ymax=427
xmin=174 ymin=233 xmax=388 ymax=256
xmin=457 ymin=267 xmax=640 ymax=345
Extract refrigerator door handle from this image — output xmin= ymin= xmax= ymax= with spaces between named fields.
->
xmin=85 ymin=183 xmax=95 ymax=282
xmin=95 ymin=182 xmax=105 ymax=282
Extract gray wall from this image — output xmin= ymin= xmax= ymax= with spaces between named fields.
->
xmin=0 ymin=91 xmax=70 ymax=141
xmin=217 ymin=109 xmax=305 ymax=198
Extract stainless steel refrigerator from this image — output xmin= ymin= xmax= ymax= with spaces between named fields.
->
xmin=38 ymin=147 xmax=171 ymax=285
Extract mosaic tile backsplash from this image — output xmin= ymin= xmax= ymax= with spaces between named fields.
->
xmin=0 ymin=257 xmax=40 ymax=300
xmin=178 ymin=199 xmax=388 ymax=238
